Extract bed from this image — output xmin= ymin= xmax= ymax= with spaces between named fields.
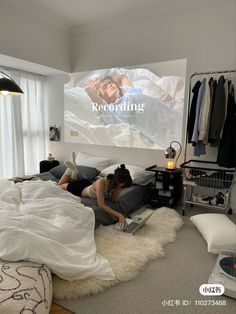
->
xmin=0 ymin=158 xmax=153 ymax=283
xmin=36 ymin=164 xmax=152 ymax=228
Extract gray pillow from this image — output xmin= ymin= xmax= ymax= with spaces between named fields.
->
xmin=49 ymin=165 xmax=100 ymax=181
xmin=118 ymin=184 xmax=151 ymax=216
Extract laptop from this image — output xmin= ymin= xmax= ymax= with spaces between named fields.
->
xmin=114 ymin=209 xmax=154 ymax=235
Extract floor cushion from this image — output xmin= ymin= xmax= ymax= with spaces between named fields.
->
xmin=190 ymin=213 xmax=236 ymax=254
xmin=0 ymin=261 xmax=52 ymax=314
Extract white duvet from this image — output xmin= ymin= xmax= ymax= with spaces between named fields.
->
xmin=0 ymin=179 xmax=115 ymax=281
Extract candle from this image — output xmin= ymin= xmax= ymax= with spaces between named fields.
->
xmin=166 ymin=161 xmax=174 ymax=169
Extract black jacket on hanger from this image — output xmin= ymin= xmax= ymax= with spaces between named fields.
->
xmin=187 ymin=80 xmax=201 ymax=143
xmin=203 ymin=77 xmax=216 ymax=145
xmin=208 ymin=75 xmax=226 ymax=147
xmin=217 ymin=90 xmax=236 ymax=168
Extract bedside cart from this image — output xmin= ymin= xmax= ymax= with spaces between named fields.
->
xmin=181 ymin=160 xmax=236 ymax=215
xmin=145 ymin=165 xmax=182 ymax=208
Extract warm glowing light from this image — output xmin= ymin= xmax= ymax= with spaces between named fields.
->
xmin=166 ymin=161 xmax=174 ymax=169
xmin=1 ymin=90 xmax=9 ymax=96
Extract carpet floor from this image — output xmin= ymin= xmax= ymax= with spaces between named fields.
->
xmin=54 ymin=207 xmax=236 ymax=314
xmin=52 ymin=207 xmax=183 ymax=299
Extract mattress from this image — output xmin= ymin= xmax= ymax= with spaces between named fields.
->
xmin=36 ymin=170 xmax=151 ymax=227
xmin=81 ymin=184 xmax=151 ymax=227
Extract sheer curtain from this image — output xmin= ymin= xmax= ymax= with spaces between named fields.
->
xmin=0 ymin=69 xmax=47 ymax=179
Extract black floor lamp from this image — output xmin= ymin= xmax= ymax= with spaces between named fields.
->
xmin=0 ymin=70 xmax=24 ymax=96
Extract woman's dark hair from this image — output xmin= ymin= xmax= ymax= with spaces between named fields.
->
xmin=96 ymin=76 xmax=123 ymax=103
xmin=107 ymin=164 xmax=132 ymax=188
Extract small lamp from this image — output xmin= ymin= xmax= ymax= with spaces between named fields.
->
xmin=0 ymin=70 xmax=24 ymax=96
xmin=164 ymin=141 xmax=182 ymax=170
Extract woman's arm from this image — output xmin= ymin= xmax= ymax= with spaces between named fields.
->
xmin=85 ymin=86 xmax=105 ymax=105
xmin=96 ymin=180 xmax=127 ymax=224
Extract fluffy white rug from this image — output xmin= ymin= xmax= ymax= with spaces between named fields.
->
xmin=53 ymin=207 xmax=183 ymax=299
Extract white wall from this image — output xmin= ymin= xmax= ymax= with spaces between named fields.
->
xmin=0 ymin=0 xmax=71 ymax=72
xmin=45 ymin=74 xmax=69 ymax=159
xmin=55 ymin=0 xmax=235 ymax=167
xmin=1 ymin=0 xmax=235 ymax=168
xmin=46 ymin=74 xmax=168 ymax=168
xmin=72 ymin=1 xmax=236 ymax=72
xmin=0 ymin=0 xmax=235 ymax=208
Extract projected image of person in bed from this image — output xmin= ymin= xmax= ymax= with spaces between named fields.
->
xmin=58 ymin=159 xmax=132 ymax=228
xmin=64 ymin=65 xmax=185 ymax=149
xmin=84 ymin=72 xmax=182 ymax=148
xmin=85 ymin=74 xmax=142 ymax=105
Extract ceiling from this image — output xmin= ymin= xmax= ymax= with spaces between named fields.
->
xmin=5 ymin=0 xmax=216 ymax=29
xmin=13 ymin=0 xmax=166 ymax=28
xmin=0 ymin=0 xmax=217 ymax=75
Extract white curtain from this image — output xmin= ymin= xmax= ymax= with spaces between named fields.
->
xmin=0 ymin=69 xmax=47 ymax=179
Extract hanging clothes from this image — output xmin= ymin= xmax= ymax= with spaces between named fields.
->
xmin=198 ymin=79 xmax=211 ymax=142
xmin=208 ymin=75 xmax=226 ymax=147
xmin=187 ymin=80 xmax=201 ymax=143
xmin=217 ymin=84 xmax=236 ymax=168
xmin=220 ymin=79 xmax=231 ymax=137
xmin=202 ymin=78 xmax=216 ymax=145
xmin=191 ymin=79 xmax=206 ymax=156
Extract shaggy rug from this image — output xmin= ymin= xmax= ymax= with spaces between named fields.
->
xmin=52 ymin=207 xmax=183 ymax=299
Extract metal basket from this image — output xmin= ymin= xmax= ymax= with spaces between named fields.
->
xmin=181 ymin=160 xmax=236 ymax=215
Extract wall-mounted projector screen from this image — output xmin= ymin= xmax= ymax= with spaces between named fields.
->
xmin=64 ymin=59 xmax=186 ymax=149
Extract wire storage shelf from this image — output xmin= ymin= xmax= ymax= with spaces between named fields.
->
xmin=181 ymin=160 xmax=236 ymax=215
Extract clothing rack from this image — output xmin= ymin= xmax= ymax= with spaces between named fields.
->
xmin=184 ymin=69 xmax=236 ymax=162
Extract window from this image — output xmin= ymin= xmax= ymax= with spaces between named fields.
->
xmin=0 ymin=69 xmax=47 ymax=179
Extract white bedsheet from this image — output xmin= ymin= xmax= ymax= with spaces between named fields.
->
xmin=0 ymin=179 xmax=115 ymax=281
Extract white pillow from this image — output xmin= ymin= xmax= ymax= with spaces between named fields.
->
xmin=190 ymin=214 xmax=236 ymax=254
xmin=100 ymin=164 xmax=154 ymax=185
xmin=75 ymin=152 xmax=114 ymax=171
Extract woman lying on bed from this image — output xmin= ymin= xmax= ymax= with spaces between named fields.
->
xmin=85 ymin=74 xmax=139 ymax=105
xmin=58 ymin=160 xmax=132 ymax=228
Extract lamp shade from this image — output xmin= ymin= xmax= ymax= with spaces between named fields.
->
xmin=164 ymin=140 xmax=182 ymax=169
xmin=0 ymin=73 xmax=24 ymax=96
xmin=164 ymin=146 xmax=176 ymax=159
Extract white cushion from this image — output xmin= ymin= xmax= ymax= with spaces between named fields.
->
xmin=75 ymin=151 xmax=114 ymax=171
xmin=190 ymin=214 xmax=236 ymax=254
xmin=100 ymin=164 xmax=154 ymax=185
xmin=0 ymin=261 xmax=52 ymax=314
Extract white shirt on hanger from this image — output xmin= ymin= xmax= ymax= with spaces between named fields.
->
xmin=198 ymin=80 xmax=211 ymax=142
